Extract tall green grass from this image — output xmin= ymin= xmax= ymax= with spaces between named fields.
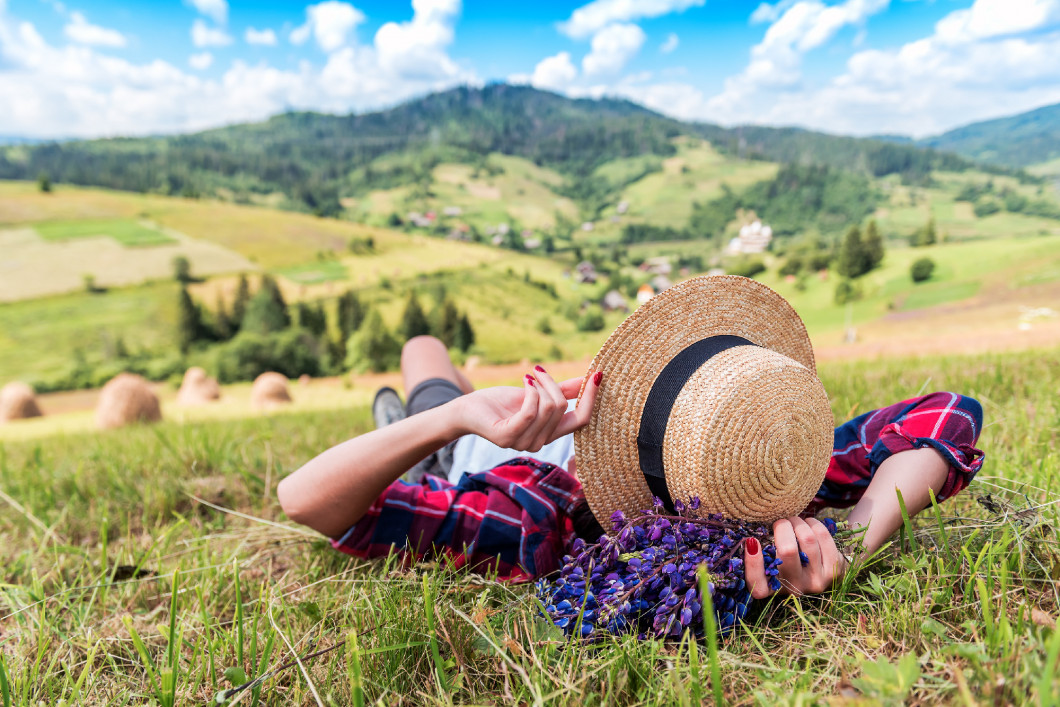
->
xmin=0 ymin=349 xmax=1058 ymax=704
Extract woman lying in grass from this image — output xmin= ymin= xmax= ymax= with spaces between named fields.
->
xmin=278 ymin=277 xmax=984 ymax=599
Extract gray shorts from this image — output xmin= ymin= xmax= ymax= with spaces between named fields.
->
xmin=404 ymin=378 xmax=464 ymax=483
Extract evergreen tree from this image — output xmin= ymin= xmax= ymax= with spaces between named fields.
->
xmin=178 ymin=287 xmax=203 ymax=353
xmin=345 ymin=310 xmax=401 ymax=373
xmin=259 ymin=274 xmax=291 ymax=328
xmin=232 ymin=274 xmax=250 ymax=331
xmin=241 ymin=289 xmax=289 ymax=335
xmin=837 ymin=226 xmax=869 ymax=279
xmin=454 ymin=313 xmax=475 ymax=352
xmin=432 ymin=298 xmax=461 ymax=347
xmin=337 ymin=290 xmax=366 ymax=342
xmin=215 ymin=294 xmax=233 ymax=341
xmin=862 ymin=219 xmax=885 ymax=271
xmin=399 ymin=292 xmax=431 ymax=340
xmin=172 ymin=255 xmax=193 ymax=283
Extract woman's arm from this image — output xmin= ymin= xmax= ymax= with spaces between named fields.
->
xmin=277 ymin=369 xmax=601 ymax=538
xmin=743 ymin=447 xmax=950 ymax=597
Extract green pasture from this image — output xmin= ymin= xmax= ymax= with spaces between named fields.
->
xmin=34 ymin=218 xmax=175 ymax=247
xmin=0 ymin=281 xmax=179 ymax=384
xmin=277 ymin=261 xmax=349 ymax=285
xmin=0 ymin=348 xmax=1058 ymax=704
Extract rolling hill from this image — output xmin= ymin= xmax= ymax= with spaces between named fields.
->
xmin=919 ymin=102 xmax=1060 ymax=171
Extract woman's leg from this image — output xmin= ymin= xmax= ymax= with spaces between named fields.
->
xmin=401 ymin=335 xmax=474 ymax=395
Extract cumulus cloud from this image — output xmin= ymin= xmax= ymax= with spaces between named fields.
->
xmin=290 ymin=1 xmax=365 ymax=53
xmin=189 ymin=51 xmax=213 ymax=70
xmin=187 ymin=0 xmax=227 ymax=26
xmin=375 ymin=0 xmax=462 ymax=79
xmin=245 ymin=27 xmax=277 ymax=46
xmin=63 ymin=11 xmax=126 ymax=48
xmin=510 ymin=51 xmax=578 ymax=92
xmin=582 ymin=22 xmax=645 ymax=75
xmin=558 ymin=0 xmax=705 ymax=39
xmin=749 ymin=0 xmax=798 ymax=24
xmin=660 ymin=32 xmax=679 ymax=53
xmin=934 ymin=0 xmax=1060 ymax=43
xmin=191 ymin=18 xmax=232 ymax=48
xmin=0 ymin=1 xmax=478 ymax=139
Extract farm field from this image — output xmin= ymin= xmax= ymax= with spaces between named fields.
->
xmin=0 ymin=348 xmax=1057 ymax=704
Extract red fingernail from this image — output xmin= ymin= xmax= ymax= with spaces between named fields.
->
xmin=746 ymin=537 xmax=760 ymax=556
xmin=535 ymin=365 xmax=546 ymax=373
xmin=525 ymin=375 xmax=535 ymax=387
xmin=593 ymin=371 xmax=603 ymax=386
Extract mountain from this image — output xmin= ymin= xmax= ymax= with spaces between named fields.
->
xmin=0 ymin=83 xmax=992 ymax=214
xmin=918 ymin=102 xmax=1060 ymax=169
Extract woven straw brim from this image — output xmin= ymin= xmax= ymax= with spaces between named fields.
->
xmin=574 ymin=275 xmax=828 ymax=525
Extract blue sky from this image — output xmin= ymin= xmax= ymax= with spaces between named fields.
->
xmin=2 ymin=0 xmax=1059 ymax=139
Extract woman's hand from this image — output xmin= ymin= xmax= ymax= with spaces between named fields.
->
xmin=743 ymin=516 xmax=847 ymax=598
xmin=454 ymin=367 xmax=603 ymax=452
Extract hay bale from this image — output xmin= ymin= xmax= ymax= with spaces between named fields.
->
xmin=95 ymin=373 xmax=162 ymax=429
xmin=298 ymin=374 xmax=311 ymax=387
xmin=177 ymin=367 xmax=221 ymax=405
xmin=0 ymin=382 xmax=43 ymax=422
xmin=251 ymin=372 xmax=292 ymax=410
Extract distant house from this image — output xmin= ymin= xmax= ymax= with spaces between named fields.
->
xmin=497 ymin=223 xmax=510 ymax=235
xmin=491 ymin=234 xmax=505 ymax=246
xmin=442 ymin=206 xmax=463 ymax=217
xmin=524 ymin=238 xmax=542 ymax=250
xmin=650 ymin=275 xmax=673 ymax=292
xmin=602 ymin=290 xmax=629 ymax=313
xmin=726 ymin=220 xmax=773 ymax=256
xmin=575 ymin=261 xmax=598 ymax=284
xmin=636 ymin=283 xmax=655 ymax=306
xmin=581 ymin=221 xmax=595 ymax=232
xmin=616 ymin=200 xmax=630 ymax=215
xmin=406 ymin=211 xmax=433 ymax=228
xmin=643 ymin=256 xmax=673 ymax=276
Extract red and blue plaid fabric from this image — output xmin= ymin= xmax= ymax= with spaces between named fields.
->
xmin=332 ymin=392 xmax=984 ymax=580
xmin=804 ymin=391 xmax=985 ymax=515
xmin=331 ymin=458 xmax=581 ymax=582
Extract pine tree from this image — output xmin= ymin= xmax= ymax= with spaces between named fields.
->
xmin=241 ymin=288 xmax=289 ymax=335
xmin=177 ymin=287 xmax=203 ymax=354
xmin=172 ymin=256 xmax=193 ymax=283
xmin=215 ymin=294 xmax=233 ymax=341
xmin=399 ymin=292 xmax=431 ymax=340
xmin=232 ymin=274 xmax=250 ymax=331
xmin=432 ymin=298 xmax=461 ymax=347
xmin=922 ymin=217 xmax=937 ymax=246
xmin=345 ymin=310 xmax=401 ymax=373
xmin=862 ymin=219 xmax=884 ymax=271
xmin=259 ymin=274 xmax=290 ymax=329
xmin=337 ymin=290 xmax=366 ymax=342
xmin=837 ymin=226 xmax=869 ymax=279
xmin=454 ymin=313 xmax=475 ymax=352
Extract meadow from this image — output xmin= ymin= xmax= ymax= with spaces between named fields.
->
xmin=0 ymin=348 xmax=1058 ymax=705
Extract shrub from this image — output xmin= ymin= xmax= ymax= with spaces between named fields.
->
xmin=214 ymin=329 xmax=323 ymax=383
xmin=345 ymin=310 xmax=401 ymax=373
xmin=834 ymin=278 xmax=862 ymax=305
xmin=576 ymin=306 xmax=606 ymax=332
xmin=726 ymin=257 xmax=766 ymax=279
xmin=911 ymin=257 xmax=935 ymax=283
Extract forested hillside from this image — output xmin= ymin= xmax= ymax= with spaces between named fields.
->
xmin=0 ymin=84 xmax=1010 ymax=217
xmin=919 ymin=102 xmax=1060 ymax=169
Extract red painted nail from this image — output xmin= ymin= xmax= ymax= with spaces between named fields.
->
xmin=593 ymin=371 xmax=603 ymax=386
xmin=525 ymin=375 xmax=535 ymax=387
xmin=746 ymin=537 xmax=760 ymax=556
xmin=535 ymin=365 xmax=546 ymax=373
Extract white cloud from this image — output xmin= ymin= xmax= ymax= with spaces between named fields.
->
xmin=582 ymin=22 xmax=645 ymax=75
xmin=660 ymin=32 xmax=679 ymax=53
xmin=750 ymin=0 xmax=798 ymax=24
xmin=559 ymin=0 xmax=705 ymax=39
xmin=935 ymin=0 xmax=1060 ymax=43
xmin=191 ymin=19 xmax=232 ymax=48
xmin=290 ymin=1 xmax=365 ymax=53
xmin=0 ymin=2 xmax=479 ymax=139
xmin=375 ymin=0 xmax=462 ymax=79
xmin=245 ymin=27 xmax=277 ymax=46
xmin=187 ymin=0 xmax=227 ymax=26
xmin=511 ymin=51 xmax=578 ymax=92
xmin=189 ymin=51 xmax=213 ymax=70
xmin=63 ymin=11 xmax=126 ymax=48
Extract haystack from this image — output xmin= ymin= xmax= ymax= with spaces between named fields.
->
xmin=0 ymin=382 xmax=43 ymax=422
xmin=96 ymin=373 xmax=162 ymax=430
xmin=177 ymin=367 xmax=221 ymax=405
xmin=251 ymin=372 xmax=292 ymax=410
xmin=298 ymin=374 xmax=311 ymax=387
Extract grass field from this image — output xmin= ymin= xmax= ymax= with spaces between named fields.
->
xmin=34 ymin=219 xmax=176 ymax=247
xmin=0 ymin=348 xmax=1058 ymax=704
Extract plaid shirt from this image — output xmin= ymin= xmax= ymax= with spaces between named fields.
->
xmin=333 ymin=392 xmax=984 ymax=580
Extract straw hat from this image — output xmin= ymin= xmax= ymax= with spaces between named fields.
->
xmin=574 ymin=275 xmax=832 ymax=525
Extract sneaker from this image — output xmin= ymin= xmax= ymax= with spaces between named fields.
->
xmin=372 ymin=387 xmax=406 ymax=429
